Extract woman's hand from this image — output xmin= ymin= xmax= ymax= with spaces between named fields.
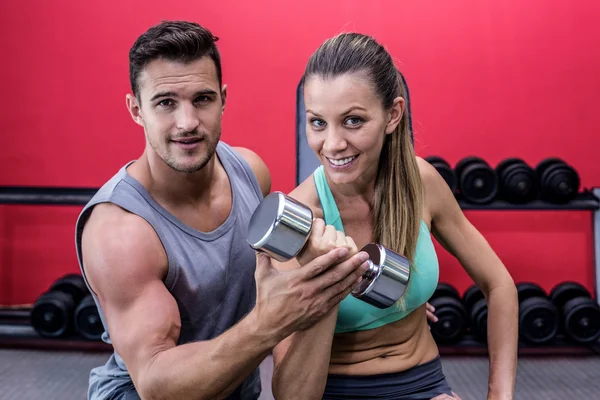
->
xmin=426 ymin=302 xmax=438 ymax=323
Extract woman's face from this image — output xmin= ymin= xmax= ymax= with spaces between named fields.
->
xmin=303 ymin=72 xmax=403 ymax=187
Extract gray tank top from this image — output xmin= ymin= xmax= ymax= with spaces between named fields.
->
xmin=74 ymin=142 xmax=263 ymax=400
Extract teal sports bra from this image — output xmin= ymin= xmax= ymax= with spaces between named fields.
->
xmin=313 ymin=166 xmax=440 ymax=334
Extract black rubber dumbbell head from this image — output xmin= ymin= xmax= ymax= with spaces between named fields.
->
xmin=50 ymin=274 xmax=89 ymax=304
xmin=430 ymin=282 xmax=461 ymax=301
xmin=535 ymin=158 xmax=580 ymax=204
xmin=470 ymin=298 xmax=488 ymax=341
xmin=428 ymin=283 xmax=466 ymax=344
xmin=549 ymin=281 xmax=600 ymax=343
xmin=31 ymin=274 xmax=89 ymax=339
xmin=516 ymin=282 xmax=559 ymax=345
xmin=495 ymin=158 xmax=538 ymax=203
xmin=31 ymin=291 xmax=76 ymax=338
xmin=74 ymin=295 xmax=104 ymax=340
xmin=462 ymin=284 xmax=488 ymax=341
xmin=549 ymin=282 xmax=590 ymax=308
xmin=454 ymin=156 xmax=498 ymax=204
xmin=462 ymin=284 xmax=485 ymax=313
xmin=425 ymin=156 xmax=457 ymax=193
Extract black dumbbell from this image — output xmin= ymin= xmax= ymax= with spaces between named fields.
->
xmin=516 ymin=282 xmax=559 ymax=345
xmin=495 ymin=158 xmax=538 ymax=204
xmin=31 ymin=274 xmax=89 ymax=338
xmin=424 ymin=156 xmax=457 ymax=193
xmin=535 ymin=158 xmax=580 ymax=203
xmin=549 ymin=282 xmax=600 ymax=344
xmin=454 ymin=156 xmax=498 ymax=204
xmin=74 ymin=295 xmax=104 ymax=340
xmin=428 ymin=283 xmax=467 ymax=344
xmin=462 ymin=284 xmax=487 ymax=341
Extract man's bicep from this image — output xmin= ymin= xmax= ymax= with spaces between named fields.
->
xmin=81 ymin=206 xmax=180 ymax=384
xmin=99 ymin=277 xmax=181 ymax=383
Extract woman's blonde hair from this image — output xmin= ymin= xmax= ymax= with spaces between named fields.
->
xmin=303 ymin=33 xmax=423 ymax=265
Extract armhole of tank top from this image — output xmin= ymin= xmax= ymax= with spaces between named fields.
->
xmin=225 ymin=145 xmax=264 ymax=201
xmin=81 ymin=194 xmax=179 ymax=292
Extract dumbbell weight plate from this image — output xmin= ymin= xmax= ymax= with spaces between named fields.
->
xmin=495 ymin=158 xmax=537 ymax=203
xmin=535 ymin=158 xmax=580 ymax=203
xmin=247 ymin=191 xmax=313 ymax=262
xmin=31 ymin=291 xmax=75 ymax=338
xmin=470 ymin=298 xmax=488 ymax=341
xmin=74 ymin=295 xmax=104 ymax=340
xmin=425 ymin=156 xmax=457 ymax=193
xmin=545 ymin=164 xmax=580 ymax=203
xmin=516 ymin=282 xmax=547 ymax=302
xmin=549 ymin=281 xmax=600 ymax=343
xmin=429 ymin=296 xmax=466 ymax=344
xmin=454 ymin=156 xmax=498 ymax=204
xmin=516 ymin=282 xmax=559 ymax=344
xmin=462 ymin=284 xmax=485 ymax=314
xmin=519 ymin=297 xmax=559 ymax=345
xmin=549 ymin=282 xmax=590 ymax=309
xmin=562 ymin=297 xmax=600 ymax=343
xmin=50 ymin=274 xmax=89 ymax=304
xmin=462 ymin=285 xmax=487 ymax=340
xmin=430 ymin=283 xmax=461 ymax=301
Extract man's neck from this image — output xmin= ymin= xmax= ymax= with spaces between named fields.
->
xmin=130 ymin=151 xmax=221 ymax=208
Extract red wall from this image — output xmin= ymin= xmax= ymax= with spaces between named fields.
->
xmin=1 ymin=0 xmax=599 ymax=305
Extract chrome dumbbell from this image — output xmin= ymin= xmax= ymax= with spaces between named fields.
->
xmin=246 ymin=191 xmax=411 ymax=309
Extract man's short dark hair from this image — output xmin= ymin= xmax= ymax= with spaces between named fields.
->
xmin=129 ymin=20 xmax=222 ymax=99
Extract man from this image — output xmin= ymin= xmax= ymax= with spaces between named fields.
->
xmin=75 ymin=20 xmax=369 ymax=400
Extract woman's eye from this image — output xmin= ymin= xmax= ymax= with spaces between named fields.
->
xmin=345 ymin=117 xmax=363 ymax=126
xmin=310 ymin=118 xmax=326 ymax=128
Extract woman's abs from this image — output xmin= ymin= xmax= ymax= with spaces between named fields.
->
xmin=328 ymin=305 xmax=440 ymax=375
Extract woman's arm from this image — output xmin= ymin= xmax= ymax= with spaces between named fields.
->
xmin=271 ymin=303 xmax=340 ymax=399
xmin=270 ymin=217 xmax=362 ymax=400
xmin=418 ymin=158 xmax=518 ymax=400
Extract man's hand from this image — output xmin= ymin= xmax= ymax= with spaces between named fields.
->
xmin=253 ymin=241 xmax=369 ymax=341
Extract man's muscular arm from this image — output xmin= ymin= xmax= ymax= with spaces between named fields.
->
xmin=82 ymin=204 xmax=367 ymax=400
xmin=82 ymin=203 xmax=273 ymax=400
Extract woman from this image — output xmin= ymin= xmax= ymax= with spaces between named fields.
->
xmin=271 ymin=33 xmax=518 ymax=400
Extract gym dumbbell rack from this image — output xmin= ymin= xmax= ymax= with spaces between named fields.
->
xmin=434 ymin=187 xmax=600 ymax=356
xmin=456 ymin=187 xmax=600 ymax=308
xmin=434 ymin=281 xmax=600 ymax=357
xmin=0 ymin=186 xmax=112 ymax=352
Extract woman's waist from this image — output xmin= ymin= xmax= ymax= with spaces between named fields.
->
xmin=323 ymin=353 xmax=450 ymax=399
xmin=328 ymin=315 xmax=439 ymax=376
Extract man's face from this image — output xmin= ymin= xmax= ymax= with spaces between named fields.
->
xmin=127 ymin=56 xmax=226 ymax=173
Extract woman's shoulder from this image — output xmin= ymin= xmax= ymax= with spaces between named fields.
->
xmin=288 ymin=173 xmax=324 ymax=220
xmin=415 ymin=155 xmax=455 ymax=220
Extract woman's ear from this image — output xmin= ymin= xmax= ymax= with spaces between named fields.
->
xmin=385 ymin=97 xmax=405 ymax=135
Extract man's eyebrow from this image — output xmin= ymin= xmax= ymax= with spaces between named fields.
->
xmin=150 ymin=89 xmax=219 ymax=102
xmin=150 ymin=91 xmax=178 ymax=102
xmin=194 ymin=89 xmax=218 ymax=97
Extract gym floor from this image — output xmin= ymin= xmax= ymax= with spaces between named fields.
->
xmin=1 ymin=349 xmax=599 ymax=400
